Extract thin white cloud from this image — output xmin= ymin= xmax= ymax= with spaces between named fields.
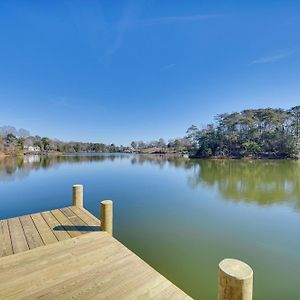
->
xmin=106 ymin=1 xmax=145 ymax=56
xmin=251 ymin=48 xmax=298 ymax=65
xmin=67 ymin=1 xmax=224 ymax=59
xmin=106 ymin=14 xmax=132 ymax=56
xmin=106 ymin=11 xmax=223 ymax=56
xmin=160 ymin=63 xmax=176 ymax=71
xmin=143 ymin=14 xmax=223 ymax=25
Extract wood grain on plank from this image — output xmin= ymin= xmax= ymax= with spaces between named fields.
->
xmin=70 ymin=206 xmax=100 ymax=230
xmin=31 ymin=213 xmax=58 ymax=245
xmin=60 ymin=207 xmax=96 ymax=233
xmin=0 ymin=232 xmax=191 ymax=300
xmin=7 ymin=217 xmax=29 ymax=254
xmin=19 ymin=215 xmax=44 ymax=250
xmin=0 ymin=220 xmax=13 ymax=257
xmin=0 ymin=206 xmax=101 ymax=259
xmin=50 ymin=209 xmax=82 ymax=238
xmin=41 ymin=211 xmax=71 ymax=241
xmin=80 ymin=207 xmax=101 ymax=224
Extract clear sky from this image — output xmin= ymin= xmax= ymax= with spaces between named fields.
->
xmin=0 ymin=1 xmax=299 ymax=145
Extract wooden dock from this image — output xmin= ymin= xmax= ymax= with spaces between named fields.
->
xmin=0 ymin=185 xmax=192 ymax=300
xmin=0 ymin=206 xmax=100 ymax=258
xmin=0 ymin=184 xmax=254 ymax=300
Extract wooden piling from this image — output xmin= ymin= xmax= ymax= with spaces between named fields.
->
xmin=72 ymin=184 xmax=83 ymax=207
xmin=100 ymin=200 xmax=113 ymax=235
xmin=218 ymin=258 xmax=253 ymax=300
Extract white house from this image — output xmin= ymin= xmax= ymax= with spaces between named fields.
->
xmin=24 ymin=145 xmax=41 ymax=153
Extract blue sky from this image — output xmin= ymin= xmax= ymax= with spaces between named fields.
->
xmin=0 ymin=1 xmax=299 ymax=145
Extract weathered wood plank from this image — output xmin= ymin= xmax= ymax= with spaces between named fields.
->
xmin=0 ymin=220 xmax=13 ymax=257
xmin=7 ymin=217 xmax=29 ymax=254
xmin=31 ymin=213 xmax=58 ymax=245
xmin=50 ymin=209 xmax=82 ymax=238
xmin=0 ymin=232 xmax=191 ymax=300
xmin=0 ymin=206 xmax=101 ymax=259
xmin=60 ymin=207 xmax=96 ymax=233
xmin=80 ymin=207 xmax=101 ymax=224
xmin=19 ymin=215 xmax=44 ymax=250
xmin=70 ymin=206 xmax=100 ymax=229
xmin=0 ymin=232 xmax=109 ymax=270
xmin=41 ymin=211 xmax=71 ymax=241
xmin=0 ymin=206 xmax=190 ymax=299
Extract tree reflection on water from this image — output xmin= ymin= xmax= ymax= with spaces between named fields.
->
xmin=1 ymin=154 xmax=299 ymax=209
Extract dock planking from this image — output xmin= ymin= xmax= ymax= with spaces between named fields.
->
xmin=0 ymin=220 xmax=13 ymax=257
xmin=0 ymin=206 xmax=101 ymax=258
xmin=0 ymin=185 xmax=192 ymax=299
xmin=0 ymin=232 xmax=191 ymax=299
xmin=0 ymin=184 xmax=254 ymax=299
xmin=0 ymin=206 xmax=191 ymax=299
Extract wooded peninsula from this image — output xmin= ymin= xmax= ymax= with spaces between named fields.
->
xmin=1 ymin=106 xmax=299 ymax=159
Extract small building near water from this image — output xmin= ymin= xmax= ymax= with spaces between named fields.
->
xmin=24 ymin=145 xmax=41 ymax=153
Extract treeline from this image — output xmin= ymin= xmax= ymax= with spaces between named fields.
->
xmin=25 ymin=137 xmax=132 ymax=153
xmin=130 ymin=138 xmax=191 ymax=153
xmin=0 ymin=126 xmax=189 ymax=156
xmin=0 ymin=126 xmax=131 ymax=156
xmin=1 ymin=106 xmax=300 ymax=159
xmin=186 ymin=106 xmax=300 ymax=159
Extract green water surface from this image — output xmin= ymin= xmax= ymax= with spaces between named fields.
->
xmin=0 ymin=154 xmax=299 ymax=299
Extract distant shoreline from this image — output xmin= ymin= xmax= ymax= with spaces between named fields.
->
xmin=0 ymin=151 xmax=297 ymax=160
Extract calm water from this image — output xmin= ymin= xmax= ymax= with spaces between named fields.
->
xmin=1 ymin=154 xmax=300 ymax=299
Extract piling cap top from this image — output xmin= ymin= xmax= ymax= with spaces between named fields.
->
xmin=219 ymin=258 xmax=253 ymax=280
xmin=101 ymin=200 xmax=113 ymax=205
xmin=73 ymin=184 xmax=83 ymax=188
